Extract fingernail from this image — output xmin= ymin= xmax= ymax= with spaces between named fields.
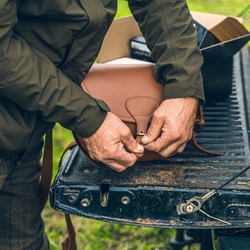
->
xmin=137 ymin=144 xmax=144 ymax=151
xmin=141 ymin=135 xmax=148 ymax=143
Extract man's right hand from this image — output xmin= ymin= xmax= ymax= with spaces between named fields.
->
xmin=82 ymin=112 xmax=144 ymax=172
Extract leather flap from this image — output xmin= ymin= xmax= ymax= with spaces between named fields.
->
xmin=126 ymin=96 xmax=160 ymax=134
xmin=81 ymin=64 xmax=164 ymax=124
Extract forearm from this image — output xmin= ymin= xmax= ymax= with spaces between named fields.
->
xmin=128 ymin=0 xmax=205 ymax=102
xmin=0 ymin=2 xmax=108 ymax=138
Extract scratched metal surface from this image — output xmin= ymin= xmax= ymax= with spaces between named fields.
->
xmin=51 ymin=48 xmax=250 ymax=228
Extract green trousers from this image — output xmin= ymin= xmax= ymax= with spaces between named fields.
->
xmin=0 ymin=140 xmax=49 ymax=250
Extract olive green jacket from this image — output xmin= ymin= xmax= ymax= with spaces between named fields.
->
xmin=0 ymin=0 xmax=204 ymax=159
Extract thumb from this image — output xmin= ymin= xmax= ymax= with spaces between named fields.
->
xmin=141 ymin=119 xmax=162 ymax=145
xmin=123 ymin=134 xmax=144 ymax=155
xmin=133 ymin=143 xmax=145 ymax=158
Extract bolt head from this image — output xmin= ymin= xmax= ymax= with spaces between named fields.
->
xmin=185 ymin=204 xmax=194 ymax=213
xmin=81 ymin=198 xmax=91 ymax=207
xmin=121 ymin=196 xmax=131 ymax=205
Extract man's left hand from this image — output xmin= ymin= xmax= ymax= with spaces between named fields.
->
xmin=140 ymin=97 xmax=198 ymax=157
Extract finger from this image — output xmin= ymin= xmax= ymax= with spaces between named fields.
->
xmin=120 ymin=128 xmax=144 ymax=155
xmin=144 ymin=132 xmax=187 ymax=155
xmin=103 ymin=152 xmax=138 ymax=172
xmin=87 ymin=141 xmax=140 ymax=171
xmin=91 ymin=142 xmax=139 ymax=171
xmin=124 ymin=140 xmax=144 ymax=156
xmin=104 ymin=162 xmax=127 ymax=172
xmin=140 ymin=117 xmax=163 ymax=145
xmin=176 ymin=143 xmax=187 ymax=153
xmin=143 ymin=123 xmax=179 ymax=151
xmin=157 ymin=141 xmax=187 ymax=158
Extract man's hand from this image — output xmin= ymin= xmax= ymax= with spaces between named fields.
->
xmin=140 ymin=97 xmax=198 ymax=157
xmin=82 ymin=112 xmax=144 ymax=172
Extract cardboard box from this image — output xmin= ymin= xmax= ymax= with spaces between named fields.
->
xmin=192 ymin=12 xmax=250 ymax=104
xmin=97 ymin=11 xmax=250 ymax=105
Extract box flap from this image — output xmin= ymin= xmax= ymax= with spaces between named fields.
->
xmin=201 ymin=34 xmax=250 ymax=64
xmin=210 ymin=17 xmax=250 ymax=42
xmin=190 ymin=11 xmax=243 ymax=29
xmin=97 ymin=16 xmax=141 ymax=63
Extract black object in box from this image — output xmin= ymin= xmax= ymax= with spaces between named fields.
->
xmin=193 ymin=19 xmax=216 ymax=49
xmin=129 ymin=36 xmax=154 ymax=62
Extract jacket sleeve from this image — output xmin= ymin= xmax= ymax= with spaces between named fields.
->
xmin=0 ymin=1 xmax=109 ymax=138
xmin=127 ymin=0 xmax=205 ymax=103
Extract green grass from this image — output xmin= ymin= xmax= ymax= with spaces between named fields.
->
xmin=116 ymin=0 xmax=250 ymax=30
xmin=43 ymin=1 xmax=250 ymax=249
xmin=187 ymin=0 xmax=250 ymax=30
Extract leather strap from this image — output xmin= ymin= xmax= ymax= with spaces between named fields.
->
xmin=189 ymin=134 xmax=222 ymax=156
xmin=40 ymin=128 xmax=53 ymax=211
xmin=40 ymin=129 xmax=77 ymax=250
xmin=61 ymin=214 xmax=77 ymax=250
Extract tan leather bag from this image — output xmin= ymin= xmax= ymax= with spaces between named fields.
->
xmin=73 ymin=63 xmax=221 ymax=161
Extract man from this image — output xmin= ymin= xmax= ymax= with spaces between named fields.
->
xmin=0 ymin=0 xmax=204 ymax=249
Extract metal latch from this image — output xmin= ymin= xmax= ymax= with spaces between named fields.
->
xmin=176 ymin=189 xmax=216 ymax=215
xmin=176 ymin=165 xmax=250 ymax=225
xmin=100 ymin=183 xmax=110 ymax=207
